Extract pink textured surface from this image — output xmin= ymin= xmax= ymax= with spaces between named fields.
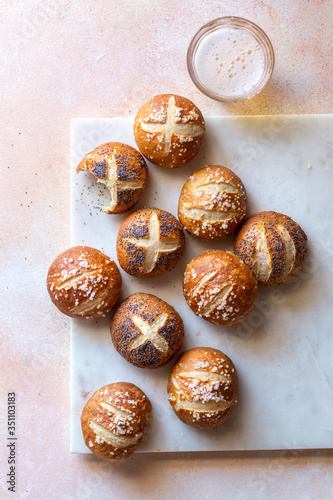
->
xmin=1 ymin=1 xmax=332 ymax=499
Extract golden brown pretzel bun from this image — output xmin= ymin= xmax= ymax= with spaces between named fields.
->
xmin=234 ymin=211 xmax=307 ymax=286
xmin=46 ymin=246 xmax=122 ymax=319
xmin=178 ymin=165 xmax=247 ymax=239
xmin=76 ymin=142 xmax=148 ymax=214
xmin=110 ymin=293 xmax=184 ymax=368
xmin=167 ymin=347 xmax=238 ymax=429
xmin=116 ymin=207 xmax=185 ymax=277
xmin=81 ymin=382 xmax=151 ymax=461
xmin=134 ymin=94 xmax=205 ymax=168
xmin=183 ymin=250 xmax=258 ymax=326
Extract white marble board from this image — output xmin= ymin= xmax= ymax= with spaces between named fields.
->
xmin=70 ymin=115 xmax=333 ymax=453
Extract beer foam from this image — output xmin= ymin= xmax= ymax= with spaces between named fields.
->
xmin=194 ymin=26 xmax=266 ymax=97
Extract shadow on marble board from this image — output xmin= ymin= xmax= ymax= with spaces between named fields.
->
xmin=205 ymin=73 xmax=311 ymax=117
xmin=73 ymin=446 xmax=333 ymax=475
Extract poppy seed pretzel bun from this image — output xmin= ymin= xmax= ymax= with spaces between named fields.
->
xmin=117 ymin=207 xmax=185 ymax=277
xmin=46 ymin=246 xmax=122 ymax=319
xmin=81 ymin=382 xmax=152 ymax=461
xmin=76 ymin=142 xmax=148 ymax=214
xmin=134 ymin=94 xmax=205 ymax=168
xmin=178 ymin=165 xmax=247 ymax=239
xmin=183 ymin=250 xmax=258 ymax=326
xmin=111 ymin=293 xmax=184 ymax=369
xmin=234 ymin=211 xmax=307 ymax=286
xmin=167 ymin=347 xmax=238 ymax=429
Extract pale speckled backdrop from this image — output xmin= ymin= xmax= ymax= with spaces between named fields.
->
xmin=1 ymin=1 xmax=332 ymax=499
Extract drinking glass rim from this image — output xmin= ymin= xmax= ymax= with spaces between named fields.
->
xmin=187 ymin=16 xmax=275 ymax=102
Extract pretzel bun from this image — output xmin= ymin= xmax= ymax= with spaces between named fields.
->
xmin=234 ymin=211 xmax=307 ymax=286
xmin=183 ymin=250 xmax=258 ymax=326
xmin=81 ymin=382 xmax=151 ymax=461
xmin=111 ymin=293 xmax=184 ymax=368
xmin=117 ymin=207 xmax=185 ymax=277
xmin=76 ymin=142 xmax=148 ymax=214
xmin=167 ymin=347 xmax=238 ymax=429
xmin=134 ymin=94 xmax=205 ymax=168
xmin=46 ymin=246 xmax=122 ymax=319
xmin=178 ymin=165 xmax=247 ymax=239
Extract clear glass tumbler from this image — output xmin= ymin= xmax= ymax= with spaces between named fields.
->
xmin=187 ymin=17 xmax=275 ymax=102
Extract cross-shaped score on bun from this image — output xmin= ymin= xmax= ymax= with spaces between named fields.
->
xmin=90 ymin=153 xmax=145 ymax=213
xmin=134 ymin=94 xmax=205 ymax=168
xmin=129 ymin=313 xmax=169 ymax=352
xmin=122 ymin=212 xmax=182 ymax=275
xmin=110 ymin=293 xmax=184 ymax=369
xmin=76 ymin=142 xmax=148 ymax=214
xmin=117 ymin=207 xmax=185 ymax=278
xmin=139 ymin=95 xmax=204 ymax=156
